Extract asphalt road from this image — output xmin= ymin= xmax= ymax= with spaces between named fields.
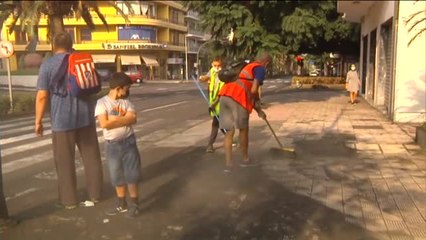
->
xmin=3 ymin=78 xmax=355 ymax=240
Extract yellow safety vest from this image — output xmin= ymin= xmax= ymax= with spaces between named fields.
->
xmin=208 ymin=68 xmax=225 ymax=116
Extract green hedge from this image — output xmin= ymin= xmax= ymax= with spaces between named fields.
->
xmin=291 ymin=76 xmax=345 ymax=85
xmin=0 ymin=69 xmax=39 ymax=76
xmin=0 ymin=88 xmax=110 ymax=118
xmin=0 ymin=93 xmax=36 ymax=117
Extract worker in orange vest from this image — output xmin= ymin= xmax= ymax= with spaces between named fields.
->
xmin=218 ymin=52 xmax=271 ymax=173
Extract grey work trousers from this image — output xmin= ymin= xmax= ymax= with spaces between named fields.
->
xmin=52 ymin=124 xmax=103 ymax=206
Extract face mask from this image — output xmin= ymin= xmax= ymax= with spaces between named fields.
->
xmin=120 ymin=89 xmax=129 ymax=99
xmin=213 ymin=67 xmax=220 ymax=72
xmin=351 ymin=67 xmax=356 ymax=71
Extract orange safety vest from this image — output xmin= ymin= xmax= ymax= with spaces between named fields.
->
xmin=218 ymin=62 xmax=262 ymax=113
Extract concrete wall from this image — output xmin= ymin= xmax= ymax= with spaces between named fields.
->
xmin=393 ymin=1 xmax=426 ymax=123
xmin=0 ymin=75 xmax=37 ymax=88
xmin=361 ymin=1 xmax=395 ymax=36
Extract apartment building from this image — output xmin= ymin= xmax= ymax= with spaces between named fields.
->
xmin=1 ymin=1 xmax=188 ymax=80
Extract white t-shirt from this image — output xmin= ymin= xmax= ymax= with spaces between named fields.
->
xmin=95 ymin=95 xmax=135 ymax=141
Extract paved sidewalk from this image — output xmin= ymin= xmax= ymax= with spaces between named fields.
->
xmin=1 ymin=88 xmax=424 ymax=240
xmin=254 ymin=89 xmax=426 ymax=240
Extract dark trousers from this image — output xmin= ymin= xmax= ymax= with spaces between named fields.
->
xmin=52 ymin=124 xmax=103 ymax=205
xmin=0 ymin=146 xmax=9 ymax=219
xmin=208 ymin=116 xmax=225 ymax=146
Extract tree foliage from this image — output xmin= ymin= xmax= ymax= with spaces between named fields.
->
xmin=184 ymin=0 xmax=360 ymax=60
xmin=0 ymin=1 xmax=131 ymax=51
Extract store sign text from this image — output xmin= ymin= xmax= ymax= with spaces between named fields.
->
xmin=102 ymin=43 xmax=167 ymax=50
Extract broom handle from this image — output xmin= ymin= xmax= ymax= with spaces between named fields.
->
xmin=264 ymin=118 xmax=284 ymax=149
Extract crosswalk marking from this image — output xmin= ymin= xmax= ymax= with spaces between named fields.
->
xmin=0 ymin=119 xmax=49 ymax=132
xmin=0 ymin=100 xmax=192 ymax=175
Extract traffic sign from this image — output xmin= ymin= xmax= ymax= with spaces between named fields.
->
xmin=0 ymin=41 xmax=14 ymax=58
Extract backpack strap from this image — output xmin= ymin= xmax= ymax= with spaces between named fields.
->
xmin=50 ymin=54 xmax=70 ymax=97
xmin=234 ymin=79 xmax=254 ymax=105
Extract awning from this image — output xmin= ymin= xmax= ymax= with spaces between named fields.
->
xmin=141 ymin=54 xmax=159 ymax=67
xmin=92 ymin=54 xmax=116 ymax=63
xmin=120 ymin=55 xmax=141 ymax=65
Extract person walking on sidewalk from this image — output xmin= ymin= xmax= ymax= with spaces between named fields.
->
xmin=199 ymin=58 xmax=226 ymax=153
xmin=35 ymin=32 xmax=103 ymax=209
xmin=346 ymin=64 xmax=361 ymax=105
xmin=218 ymin=52 xmax=270 ymax=173
xmin=95 ymin=72 xmax=141 ymax=218
xmin=0 ymin=147 xmax=18 ymax=232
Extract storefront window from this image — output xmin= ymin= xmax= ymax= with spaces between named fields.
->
xmin=116 ymin=1 xmax=156 ymax=17
xmin=64 ymin=27 xmax=75 ymax=43
xmin=14 ymin=28 xmax=28 ymax=44
xmin=118 ymin=26 xmax=156 ymax=42
xmin=116 ymin=1 xmax=131 ymax=15
xmin=81 ymin=28 xmax=92 ymax=41
xmin=170 ymin=8 xmax=179 ymax=24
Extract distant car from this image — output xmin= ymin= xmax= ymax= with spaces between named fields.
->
xmin=123 ymin=65 xmax=143 ymax=83
xmin=96 ymin=68 xmax=113 ymax=82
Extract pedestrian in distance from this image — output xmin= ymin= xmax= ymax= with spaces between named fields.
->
xmin=346 ymin=64 xmax=361 ymax=105
xmin=0 ymin=146 xmax=18 ymax=233
xmin=218 ymin=52 xmax=270 ymax=173
xmin=199 ymin=58 xmax=226 ymax=153
xmin=35 ymin=32 xmax=103 ymax=209
xmin=95 ymin=72 xmax=141 ymax=218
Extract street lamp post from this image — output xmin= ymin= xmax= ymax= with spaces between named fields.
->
xmin=196 ymin=40 xmax=213 ymax=81
xmin=196 ymin=30 xmax=234 ymax=81
xmin=185 ymin=36 xmax=189 ymax=81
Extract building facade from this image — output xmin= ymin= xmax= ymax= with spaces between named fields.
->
xmin=1 ymin=1 xmax=188 ymax=81
xmin=184 ymin=10 xmax=209 ymax=81
xmin=338 ymin=0 xmax=426 ymax=123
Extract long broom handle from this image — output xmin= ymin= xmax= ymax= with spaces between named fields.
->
xmin=191 ymin=75 xmax=226 ymax=133
xmin=264 ymin=118 xmax=284 ymax=149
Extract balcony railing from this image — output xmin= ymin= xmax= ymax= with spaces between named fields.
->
xmin=187 ymin=29 xmax=204 ymax=37
xmin=185 ymin=10 xmax=199 ymax=19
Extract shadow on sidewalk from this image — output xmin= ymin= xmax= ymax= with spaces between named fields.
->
xmin=178 ymin=168 xmax=382 ymax=240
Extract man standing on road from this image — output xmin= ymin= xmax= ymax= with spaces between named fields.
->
xmin=34 ymin=32 xmax=103 ymax=209
xmin=199 ymin=58 xmax=226 ymax=153
xmin=218 ymin=52 xmax=270 ymax=173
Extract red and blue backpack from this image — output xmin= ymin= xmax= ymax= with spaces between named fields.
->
xmin=51 ymin=52 xmax=101 ymax=97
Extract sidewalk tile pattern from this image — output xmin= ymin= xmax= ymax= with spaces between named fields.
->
xmin=259 ymin=91 xmax=426 ymax=239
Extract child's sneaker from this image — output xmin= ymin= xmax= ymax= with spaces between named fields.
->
xmin=126 ymin=203 xmax=140 ymax=218
xmin=105 ymin=205 xmax=127 ymax=216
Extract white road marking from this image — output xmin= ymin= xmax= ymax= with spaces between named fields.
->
xmin=1 ymin=100 xmax=187 ymax=173
xmin=0 ymin=119 xmax=51 ymax=132
xmin=5 ymin=187 xmax=39 ymax=201
xmin=1 ymin=119 xmax=164 ymax=174
xmin=1 ymin=101 xmax=185 ymax=146
xmin=0 ymin=123 xmax=50 ymax=135
xmin=1 ymin=128 xmax=52 ymax=145
xmin=141 ymin=101 xmax=187 ymax=113
xmin=0 ymin=115 xmax=35 ymax=125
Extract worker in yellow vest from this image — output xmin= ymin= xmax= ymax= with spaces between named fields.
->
xmin=199 ymin=58 xmax=225 ymax=153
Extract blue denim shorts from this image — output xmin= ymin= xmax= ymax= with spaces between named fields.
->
xmin=105 ymin=134 xmax=141 ymax=186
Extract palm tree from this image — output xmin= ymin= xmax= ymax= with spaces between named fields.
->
xmin=404 ymin=0 xmax=425 ymax=46
xmin=0 ymin=1 xmax=132 ymax=51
